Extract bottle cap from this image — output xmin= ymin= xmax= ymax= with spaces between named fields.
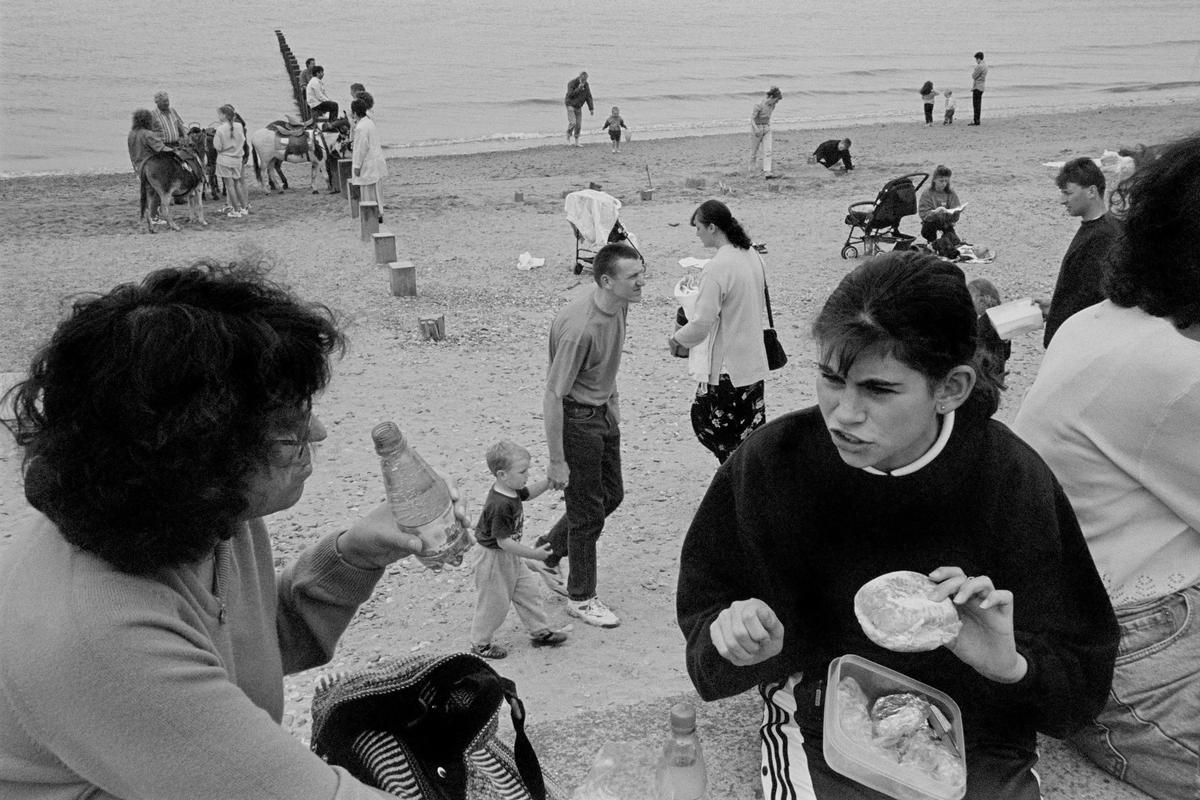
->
xmin=669 ymin=702 xmax=696 ymax=733
xmin=371 ymin=421 xmax=404 ymax=454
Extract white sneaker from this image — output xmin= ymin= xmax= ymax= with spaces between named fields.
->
xmin=567 ymin=596 xmax=620 ymax=628
xmin=530 ymin=560 xmax=569 ymax=597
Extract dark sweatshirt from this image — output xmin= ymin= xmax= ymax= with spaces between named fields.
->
xmin=677 ymin=405 xmax=1117 ymax=749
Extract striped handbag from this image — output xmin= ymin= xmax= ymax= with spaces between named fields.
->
xmin=311 ymin=652 xmax=562 ymax=800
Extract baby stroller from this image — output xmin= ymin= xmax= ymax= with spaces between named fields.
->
xmin=840 ymin=172 xmax=929 ymax=259
xmin=565 ymin=189 xmax=642 ymax=275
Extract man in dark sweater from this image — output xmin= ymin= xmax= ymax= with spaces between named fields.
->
xmin=811 ymin=137 xmax=853 ymax=171
xmin=1041 ymin=157 xmax=1121 ymax=347
xmin=564 ymin=71 xmax=594 ymax=147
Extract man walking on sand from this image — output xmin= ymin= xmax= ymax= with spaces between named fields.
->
xmin=1040 ymin=157 xmax=1121 ymax=347
xmin=970 ymin=51 xmax=988 ymax=125
xmin=750 ymin=86 xmax=783 ymax=176
xmin=565 ymin=71 xmax=594 ymax=147
xmin=534 ymin=243 xmax=645 ymax=628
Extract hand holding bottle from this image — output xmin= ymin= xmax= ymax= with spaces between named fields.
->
xmin=339 ymin=467 xmax=469 ymax=570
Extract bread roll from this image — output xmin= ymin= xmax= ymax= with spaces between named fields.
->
xmin=854 ymin=570 xmax=962 ymax=652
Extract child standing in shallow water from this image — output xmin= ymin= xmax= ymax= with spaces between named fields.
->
xmin=920 ymin=81 xmax=940 ymax=126
xmin=602 ymin=106 xmax=628 ymax=153
xmin=469 ymin=440 xmax=568 ymax=659
xmin=943 ymin=90 xmax=957 ymax=124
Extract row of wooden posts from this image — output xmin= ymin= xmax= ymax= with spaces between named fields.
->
xmin=336 ymin=159 xmax=446 ymax=340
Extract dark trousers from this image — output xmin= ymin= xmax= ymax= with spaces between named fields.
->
xmin=972 ymin=90 xmax=983 ymax=124
xmin=540 ymin=400 xmax=623 ymax=600
xmin=924 ymin=102 xmax=934 ymax=124
xmin=310 ymin=100 xmax=339 ymax=121
xmin=921 ymin=218 xmax=960 ymax=245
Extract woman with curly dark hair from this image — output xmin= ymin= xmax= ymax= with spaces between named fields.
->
xmin=678 ymin=250 xmax=1117 ymax=800
xmin=1015 ymin=132 xmax=1200 ymax=800
xmin=0 ymin=260 xmax=462 ymax=799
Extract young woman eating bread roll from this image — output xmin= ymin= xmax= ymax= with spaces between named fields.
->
xmin=676 ymin=250 xmax=1119 ymax=800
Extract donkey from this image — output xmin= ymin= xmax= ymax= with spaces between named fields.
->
xmin=139 ymin=128 xmax=208 ymax=233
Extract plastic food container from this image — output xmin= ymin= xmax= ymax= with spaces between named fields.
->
xmin=985 ymin=298 xmax=1044 ymax=339
xmin=824 ymin=654 xmax=967 ymax=800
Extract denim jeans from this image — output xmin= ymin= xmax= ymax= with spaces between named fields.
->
xmin=1069 ymin=581 xmax=1200 ymax=800
xmin=541 ymin=400 xmax=623 ymax=600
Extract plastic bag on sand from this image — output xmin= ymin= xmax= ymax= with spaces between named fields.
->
xmin=571 ymin=741 xmax=657 ymax=800
xmin=517 ymin=251 xmax=545 ymax=270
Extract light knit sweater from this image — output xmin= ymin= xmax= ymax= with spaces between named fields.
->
xmin=1013 ymin=301 xmax=1200 ymax=607
xmin=0 ymin=515 xmax=394 ymax=800
xmin=673 ymin=244 xmax=770 ymax=387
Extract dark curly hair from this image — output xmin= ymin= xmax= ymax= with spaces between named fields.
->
xmin=4 ymin=259 xmax=345 ymax=573
xmin=1105 ymin=132 xmax=1200 ymax=328
xmin=813 ymin=250 xmax=1002 ymax=417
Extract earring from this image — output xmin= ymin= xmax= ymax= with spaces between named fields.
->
xmin=938 ymin=404 xmax=947 ymax=413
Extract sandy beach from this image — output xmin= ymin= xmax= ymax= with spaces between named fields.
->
xmin=2 ymin=102 xmax=1195 ymax=798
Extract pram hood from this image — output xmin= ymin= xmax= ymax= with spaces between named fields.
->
xmin=565 ymin=189 xmax=622 ymax=246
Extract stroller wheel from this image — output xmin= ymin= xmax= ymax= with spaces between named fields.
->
xmin=840 ymin=245 xmax=859 ymax=260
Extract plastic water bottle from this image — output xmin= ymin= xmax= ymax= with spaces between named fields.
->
xmin=371 ymin=421 xmax=472 ymax=571
xmin=654 ymin=703 xmax=707 ymax=800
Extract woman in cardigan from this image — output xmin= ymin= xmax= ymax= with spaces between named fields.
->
xmin=669 ymin=200 xmax=770 ymax=463
xmin=676 ymin=250 xmax=1118 ymax=799
xmin=0 ymin=260 xmax=466 ymax=799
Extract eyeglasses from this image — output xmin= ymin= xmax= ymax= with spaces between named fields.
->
xmin=268 ymin=417 xmax=315 ymax=466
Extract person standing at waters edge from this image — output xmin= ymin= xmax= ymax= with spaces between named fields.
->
xmin=1013 ymin=133 xmax=1200 ymax=800
xmin=534 ymin=243 xmax=645 ymax=628
xmin=350 ymin=97 xmax=387 ymax=209
xmin=669 ymin=200 xmax=769 ymax=465
xmin=676 ymin=250 xmax=1118 ymax=800
xmin=0 ymin=260 xmax=470 ymax=799
xmin=749 ymin=86 xmax=782 ymax=176
xmin=1037 ymin=157 xmax=1121 ymax=348
xmin=970 ymin=51 xmax=988 ymax=125
xmin=920 ymin=81 xmax=939 ymax=126
xmin=565 ymin=71 xmax=594 ymax=147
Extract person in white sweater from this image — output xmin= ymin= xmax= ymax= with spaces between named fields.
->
xmin=1013 ymin=132 xmax=1200 ymax=800
xmin=669 ymin=200 xmax=771 ymax=463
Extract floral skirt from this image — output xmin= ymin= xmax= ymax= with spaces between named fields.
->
xmin=690 ymin=376 xmax=765 ymax=464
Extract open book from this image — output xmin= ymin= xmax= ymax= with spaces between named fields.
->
xmin=930 ymin=202 xmax=968 ymax=218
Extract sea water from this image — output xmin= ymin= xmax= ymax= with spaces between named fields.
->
xmin=1 ymin=0 xmax=1198 ymax=176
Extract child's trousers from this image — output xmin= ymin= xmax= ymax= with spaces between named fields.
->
xmin=471 ymin=546 xmax=549 ymax=644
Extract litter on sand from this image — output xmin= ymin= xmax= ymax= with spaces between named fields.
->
xmin=516 ymin=252 xmax=545 ymax=270
xmin=678 ymin=257 xmax=709 ymax=269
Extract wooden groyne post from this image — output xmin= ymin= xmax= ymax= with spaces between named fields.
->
xmin=275 ymin=29 xmax=309 ymax=121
